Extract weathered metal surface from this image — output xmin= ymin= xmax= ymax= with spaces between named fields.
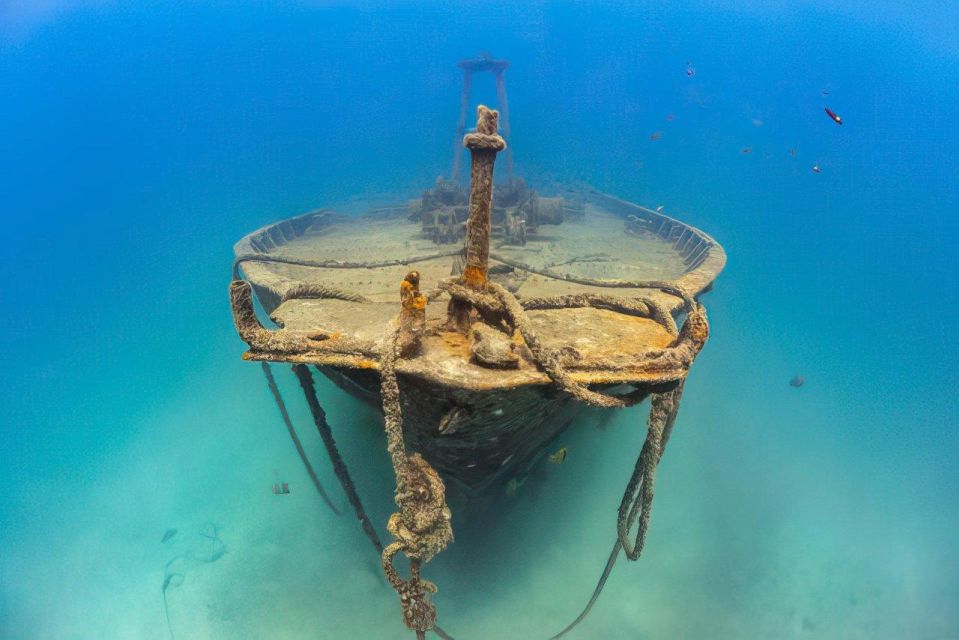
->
xmin=233 ymin=189 xmax=725 ymax=392
xmin=315 ymin=363 xmax=643 ymax=494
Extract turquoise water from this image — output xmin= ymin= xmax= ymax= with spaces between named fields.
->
xmin=2 ymin=2 xmax=957 ymax=638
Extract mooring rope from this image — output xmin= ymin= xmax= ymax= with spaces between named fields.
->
xmin=519 ymin=293 xmax=677 ymax=337
xmin=548 ymin=540 xmax=622 ymax=640
xmin=432 ymin=273 xmax=700 ymax=639
xmin=548 ymin=382 xmax=685 ymax=639
xmin=280 ymin=283 xmax=372 ymax=304
xmin=488 ymin=251 xmax=698 ymax=311
xmin=377 ymin=275 xmax=455 ymax=637
xmin=238 ymin=272 xmax=703 ymax=639
xmin=230 ymin=94 xmax=708 ymax=635
xmin=233 ymin=248 xmax=464 ymax=279
xmin=292 ymin=363 xmax=384 ymax=554
xmin=292 ymin=359 xmax=457 ymax=639
xmin=260 ymin=362 xmax=340 ymax=515
xmin=617 ymin=384 xmax=684 ymax=561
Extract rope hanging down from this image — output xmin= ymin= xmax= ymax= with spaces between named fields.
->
xmin=260 ymin=362 xmax=340 ymax=515
xmin=292 ymin=363 xmax=385 ymax=555
xmin=283 ymin=360 xmax=458 ymax=640
xmin=380 ymin=272 xmax=454 ymax=638
xmin=230 ymin=103 xmax=710 ymax=640
xmin=548 ymin=382 xmax=685 ymax=640
xmin=239 ymin=269 xmax=706 ymax=639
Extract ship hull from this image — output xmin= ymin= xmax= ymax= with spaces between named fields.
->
xmin=317 ymin=365 xmax=674 ymax=494
xmin=234 ymin=187 xmax=722 ymax=494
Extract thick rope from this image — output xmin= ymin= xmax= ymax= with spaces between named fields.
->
xmin=488 ymin=252 xmax=697 ymax=313
xmin=234 ymin=277 xmax=452 ymax=635
xmin=233 ymin=240 xmax=707 ymax=639
xmin=548 ymin=540 xmax=622 ymax=640
xmin=270 ymin=361 xmax=456 ymax=638
xmin=292 ymin=363 xmax=384 ymax=554
xmin=379 ymin=322 xmax=454 ymax=635
xmin=280 ymin=283 xmax=371 ymax=304
xmin=231 ymin=280 xmax=380 ymax=357
xmin=233 ymin=248 xmax=464 ymax=279
xmin=438 ymin=279 xmax=662 ymax=409
xmin=433 ymin=268 xmax=702 ymax=639
xmin=260 ymin=362 xmax=340 ymax=514
xmin=617 ymin=383 xmax=684 ymax=560
xmin=519 ymin=293 xmax=677 ymax=337
xmin=550 ymin=382 xmax=685 ymax=639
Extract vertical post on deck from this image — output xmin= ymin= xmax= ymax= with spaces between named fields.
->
xmin=446 ymin=105 xmax=506 ymax=331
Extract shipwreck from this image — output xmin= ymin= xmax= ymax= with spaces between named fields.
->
xmin=229 ymin=55 xmax=725 ymax=638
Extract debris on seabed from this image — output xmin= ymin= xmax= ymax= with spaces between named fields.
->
xmin=548 ymin=446 xmax=568 ymax=464
xmin=650 ymin=131 xmax=663 ymax=141
xmin=824 ymin=107 xmax=843 ymax=125
xmin=811 ymin=163 xmax=821 ymax=174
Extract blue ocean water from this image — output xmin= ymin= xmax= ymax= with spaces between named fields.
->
xmin=2 ymin=2 xmax=957 ymax=638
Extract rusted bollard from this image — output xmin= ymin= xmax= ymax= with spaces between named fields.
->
xmin=398 ymin=270 xmax=427 ymax=357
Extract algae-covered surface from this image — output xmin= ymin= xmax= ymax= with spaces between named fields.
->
xmin=2 ymin=3 xmax=958 ymax=640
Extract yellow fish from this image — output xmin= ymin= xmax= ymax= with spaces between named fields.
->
xmin=548 ymin=447 xmax=568 ymax=464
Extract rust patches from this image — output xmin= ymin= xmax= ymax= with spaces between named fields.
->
xmin=462 ymin=265 xmax=487 ymax=288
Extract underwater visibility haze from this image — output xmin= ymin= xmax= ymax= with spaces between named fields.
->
xmin=2 ymin=2 xmax=958 ymax=638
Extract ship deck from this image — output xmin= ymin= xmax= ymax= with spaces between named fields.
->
xmin=234 ymin=190 xmax=725 ymax=390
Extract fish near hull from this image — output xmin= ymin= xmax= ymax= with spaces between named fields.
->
xmin=233 ymin=188 xmax=724 ymax=495
xmin=317 ymin=365 xmax=664 ymax=495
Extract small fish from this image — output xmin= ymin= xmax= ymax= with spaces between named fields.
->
xmin=811 ymin=163 xmax=821 ymax=174
xmin=548 ymin=447 xmax=568 ymax=464
xmin=161 ymin=529 xmax=178 ymax=543
xmin=821 ymin=89 xmax=830 ymax=96
xmin=824 ymin=107 xmax=843 ymax=125
xmin=741 ymin=147 xmax=752 ymax=154
xmin=788 ymin=148 xmax=797 ymax=157
xmin=438 ymin=406 xmax=468 ymax=435
xmin=655 ymin=205 xmax=664 ymax=212
xmin=665 ymin=113 xmax=675 ymax=122
xmin=271 ymin=482 xmax=290 ymax=495
xmin=789 ymin=375 xmax=805 ymax=388
xmin=649 ymin=131 xmax=663 ymax=141
xmin=505 ymin=476 xmax=527 ymax=497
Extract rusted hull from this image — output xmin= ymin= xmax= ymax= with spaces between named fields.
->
xmin=235 ymin=188 xmax=722 ymax=494
xmin=317 ymin=365 xmax=669 ymax=494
